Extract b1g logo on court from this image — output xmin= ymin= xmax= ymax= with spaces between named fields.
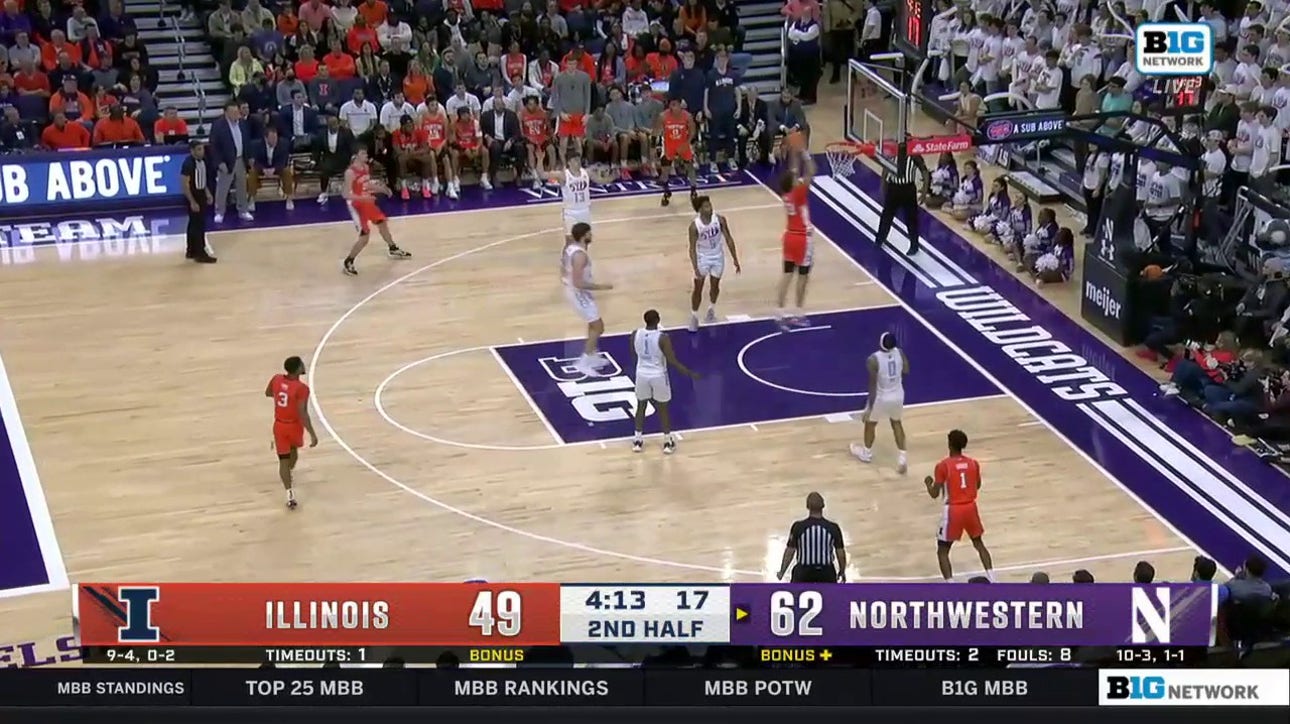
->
xmin=538 ymin=353 xmax=651 ymax=423
xmin=1135 ymin=23 xmax=1213 ymax=75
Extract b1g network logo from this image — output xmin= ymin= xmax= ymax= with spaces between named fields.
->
xmin=1135 ymin=23 xmax=1214 ymax=75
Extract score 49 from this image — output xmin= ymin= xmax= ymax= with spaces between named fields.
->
xmin=468 ymin=590 xmax=524 ymax=637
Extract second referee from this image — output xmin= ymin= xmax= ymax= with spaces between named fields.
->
xmin=776 ymin=492 xmax=848 ymax=582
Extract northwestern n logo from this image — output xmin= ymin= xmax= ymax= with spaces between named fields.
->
xmin=1129 ymin=586 xmax=1171 ymax=644
xmin=117 ymin=586 xmax=162 ymax=642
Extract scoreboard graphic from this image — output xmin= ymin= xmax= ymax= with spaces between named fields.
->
xmin=0 ymin=582 xmax=1277 ymax=715
xmin=74 ymin=581 xmax=1217 ymax=658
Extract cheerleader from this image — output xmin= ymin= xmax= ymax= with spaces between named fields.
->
xmin=948 ymin=160 xmax=985 ymax=220
xmin=1019 ymin=207 xmax=1059 ymax=271
xmin=995 ymin=190 xmax=1032 ymax=248
xmin=925 ymin=152 xmax=959 ymax=208
xmin=1033 ymin=227 xmax=1076 ymax=285
xmin=970 ymin=178 xmax=1011 ymax=235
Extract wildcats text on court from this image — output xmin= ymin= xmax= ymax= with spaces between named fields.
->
xmin=265 ymin=600 xmax=391 ymax=630
xmin=849 ymin=601 xmax=1084 ymax=629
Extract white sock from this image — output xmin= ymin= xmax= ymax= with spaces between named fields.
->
xmin=633 ymin=431 xmax=642 ymax=441
xmin=708 ymin=302 xmax=716 ymax=314
xmin=985 ymin=569 xmax=996 ymax=582
xmin=897 ymin=450 xmax=907 ymax=463
xmin=862 ymin=446 xmax=872 ymax=456
xmin=664 ymin=433 xmax=674 ymax=442
xmin=945 ymin=576 xmax=955 ymax=583
xmin=691 ymin=309 xmax=699 ymax=319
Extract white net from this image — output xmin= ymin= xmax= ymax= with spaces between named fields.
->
xmin=826 ymin=144 xmax=861 ymax=179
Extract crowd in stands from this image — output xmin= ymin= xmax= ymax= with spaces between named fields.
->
xmin=184 ymin=0 xmax=823 ymax=207
xmin=0 ymin=0 xmax=192 ymax=151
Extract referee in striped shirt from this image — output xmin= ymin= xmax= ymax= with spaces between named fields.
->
xmin=776 ymin=492 xmax=848 ymax=582
xmin=873 ymin=142 xmax=923 ymax=256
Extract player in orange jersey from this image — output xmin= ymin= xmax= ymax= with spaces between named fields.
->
xmin=520 ymin=95 xmax=553 ymax=190
xmin=775 ymin=145 xmax=815 ymax=330
xmin=925 ymin=429 xmax=995 ymax=582
xmin=451 ymin=106 xmax=491 ymax=191
xmin=342 ymin=148 xmax=411 ymax=276
xmin=265 ymin=356 xmax=318 ymax=509
xmin=418 ymin=97 xmax=454 ymax=198
xmin=656 ymin=97 xmax=697 ymax=207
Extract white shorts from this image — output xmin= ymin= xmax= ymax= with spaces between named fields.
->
xmin=635 ymin=373 xmax=672 ymax=403
xmin=564 ymin=285 xmax=600 ymax=323
xmin=695 ymin=255 xmax=725 ymax=279
xmin=866 ymin=392 xmax=905 ymax=422
xmin=564 ymin=208 xmax=592 ymax=235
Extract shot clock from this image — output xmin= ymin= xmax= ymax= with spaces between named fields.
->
xmin=559 ymin=585 xmax=730 ymax=643
xmin=894 ymin=0 xmax=935 ymax=60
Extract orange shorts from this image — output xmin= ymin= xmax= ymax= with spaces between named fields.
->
xmin=938 ymin=503 xmax=985 ymax=542
xmin=273 ymin=421 xmax=304 ymax=456
xmin=348 ymin=199 xmax=387 ymax=235
xmin=664 ymin=142 xmax=694 ymax=162
xmin=557 ymin=113 xmax=586 ymax=138
xmin=782 ymin=231 xmax=813 ymax=267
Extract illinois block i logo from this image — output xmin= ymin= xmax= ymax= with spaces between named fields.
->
xmin=1135 ymin=23 xmax=1214 ymax=75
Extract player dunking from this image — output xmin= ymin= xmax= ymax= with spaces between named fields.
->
xmin=630 ymin=309 xmax=698 ymax=454
xmin=561 ymin=222 xmax=614 ymax=376
xmin=925 ymin=429 xmax=995 ymax=582
xmin=658 ymin=97 xmax=698 ymax=207
xmin=687 ymin=195 xmax=741 ymax=331
xmin=776 ymin=141 xmax=815 ymax=330
xmin=265 ymin=355 xmax=318 ymax=509
xmin=553 ymin=153 xmax=592 ymax=239
xmin=342 ymin=148 xmax=411 ymax=276
xmin=850 ymin=332 xmax=909 ymax=472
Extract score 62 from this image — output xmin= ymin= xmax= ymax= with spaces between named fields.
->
xmin=770 ymin=590 xmax=824 ymax=637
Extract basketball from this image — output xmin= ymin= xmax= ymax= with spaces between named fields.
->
xmin=1142 ymin=264 xmax=1165 ymax=280
xmin=786 ymin=131 xmax=805 ymax=152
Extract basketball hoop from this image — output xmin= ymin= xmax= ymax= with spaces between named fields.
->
xmin=825 ymin=141 xmax=876 ymax=179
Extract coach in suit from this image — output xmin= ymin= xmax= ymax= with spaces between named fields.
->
xmin=277 ymin=90 xmax=321 ymax=152
xmin=313 ymin=113 xmax=356 ymax=202
xmin=209 ymin=100 xmax=253 ymax=223
xmin=480 ymin=93 xmax=521 ymax=184
xmin=248 ymin=126 xmax=296 ymax=208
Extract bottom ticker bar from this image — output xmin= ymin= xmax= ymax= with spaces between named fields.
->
xmin=0 ymin=668 xmax=1105 ymax=707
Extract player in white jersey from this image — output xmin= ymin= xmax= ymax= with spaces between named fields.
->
xmin=850 ymin=332 xmax=910 ymax=473
xmin=552 ymin=153 xmax=592 ymax=238
xmin=630 ymin=309 xmax=699 ymax=454
xmin=560 ymin=222 xmax=614 ymax=376
xmin=687 ymin=195 xmax=742 ymax=332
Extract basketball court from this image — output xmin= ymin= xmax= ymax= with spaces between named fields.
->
xmin=0 ymin=71 xmax=1286 ymax=663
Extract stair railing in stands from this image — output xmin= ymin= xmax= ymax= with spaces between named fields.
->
xmin=779 ymin=18 xmax=789 ymax=91
xmin=166 ymin=13 xmax=208 ymax=135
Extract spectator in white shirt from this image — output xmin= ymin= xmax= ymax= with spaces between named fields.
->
xmin=380 ymin=91 xmax=417 ymax=132
xmin=505 ymin=76 xmax=540 ymax=112
xmin=1252 ymin=67 xmax=1276 ymax=105
xmin=1143 ymin=161 xmax=1182 ymax=253
xmin=1201 ymin=3 xmax=1228 ymax=42
xmin=1250 ymin=105 xmax=1282 ymax=191
xmin=378 ymin=15 xmax=414 ymax=57
xmin=1229 ymin=101 xmax=1258 ymax=193
xmin=66 ymin=7 xmax=95 ymax=42
xmin=978 ymin=17 xmax=1004 ymax=102
xmin=1033 ymin=50 xmax=1063 ymax=110
xmin=446 ymin=82 xmax=482 ymax=118
xmin=1080 ymin=145 xmax=1109 ymax=236
xmin=1232 ymin=44 xmax=1262 ymax=100
xmin=622 ymin=0 xmax=649 ymax=39
xmin=339 ymin=88 xmax=379 ymax=137
xmin=330 ymin=0 xmax=359 ymax=33
xmin=1210 ymin=44 xmax=1237 ymax=89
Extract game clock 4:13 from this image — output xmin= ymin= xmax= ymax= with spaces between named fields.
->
xmin=895 ymin=0 xmax=935 ymax=59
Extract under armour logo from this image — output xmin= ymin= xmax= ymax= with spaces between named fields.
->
xmin=1099 ymin=218 xmax=1116 ymax=262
